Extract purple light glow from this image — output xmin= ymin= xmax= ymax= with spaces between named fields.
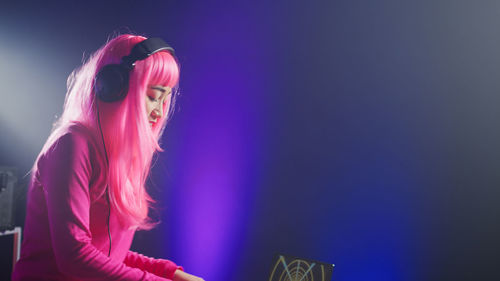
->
xmin=177 ymin=122 xmax=245 ymax=276
xmin=165 ymin=37 xmax=270 ymax=275
xmin=162 ymin=3 xmax=270 ymax=279
xmin=169 ymin=80 xmax=258 ymax=279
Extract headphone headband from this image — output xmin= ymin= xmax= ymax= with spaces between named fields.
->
xmin=121 ymin=37 xmax=175 ymax=69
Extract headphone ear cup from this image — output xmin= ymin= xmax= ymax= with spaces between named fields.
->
xmin=94 ymin=64 xmax=130 ymax=102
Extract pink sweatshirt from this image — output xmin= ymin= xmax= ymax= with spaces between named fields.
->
xmin=12 ymin=123 xmax=181 ymax=281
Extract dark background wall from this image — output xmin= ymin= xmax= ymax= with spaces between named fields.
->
xmin=1 ymin=0 xmax=499 ymax=280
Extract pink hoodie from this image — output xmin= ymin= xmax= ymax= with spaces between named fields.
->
xmin=12 ymin=123 xmax=181 ymax=280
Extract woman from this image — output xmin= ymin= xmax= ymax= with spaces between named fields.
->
xmin=12 ymin=34 xmax=203 ymax=281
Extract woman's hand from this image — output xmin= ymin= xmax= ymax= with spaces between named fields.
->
xmin=172 ymin=269 xmax=204 ymax=281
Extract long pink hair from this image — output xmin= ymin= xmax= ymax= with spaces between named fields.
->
xmin=36 ymin=34 xmax=180 ymax=229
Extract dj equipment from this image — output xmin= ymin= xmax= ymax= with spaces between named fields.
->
xmin=0 ymin=227 xmax=21 ymax=280
xmin=94 ymin=37 xmax=175 ymax=102
xmin=268 ymin=254 xmax=335 ymax=281
xmin=0 ymin=166 xmax=17 ymax=231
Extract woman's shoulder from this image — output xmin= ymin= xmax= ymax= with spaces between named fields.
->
xmin=57 ymin=122 xmax=98 ymax=147
xmin=65 ymin=121 xmax=97 ymax=141
xmin=35 ymin=122 xmax=106 ymax=184
xmin=40 ymin=122 xmax=101 ymax=163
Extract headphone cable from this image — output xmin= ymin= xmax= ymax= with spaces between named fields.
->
xmin=96 ymin=101 xmax=112 ymax=257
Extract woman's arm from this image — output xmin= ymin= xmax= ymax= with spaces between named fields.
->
xmin=125 ymin=251 xmax=204 ymax=281
xmin=39 ymin=131 xmax=172 ymax=280
xmin=125 ymin=250 xmax=183 ymax=279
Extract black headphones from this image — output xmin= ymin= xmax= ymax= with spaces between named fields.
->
xmin=94 ymin=37 xmax=175 ymax=102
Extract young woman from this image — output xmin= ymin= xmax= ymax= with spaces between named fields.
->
xmin=12 ymin=34 xmax=203 ymax=281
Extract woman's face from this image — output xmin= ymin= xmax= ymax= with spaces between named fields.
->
xmin=145 ymin=85 xmax=172 ymax=127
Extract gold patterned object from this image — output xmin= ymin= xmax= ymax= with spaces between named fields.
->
xmin=269 ymin=255 xmax=334 ymax=281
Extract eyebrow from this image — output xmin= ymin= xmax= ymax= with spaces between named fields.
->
xmin=150 ymin=86 xmax=172 ymax=98
xmin=151 ymin=86 xmax=167 ymax=93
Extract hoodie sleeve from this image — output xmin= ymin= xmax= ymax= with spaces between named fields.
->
xmin=39 ymin=130 xmax=172 ymax=281
xmin=125 ymin=251 xmax=183 ymax=280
